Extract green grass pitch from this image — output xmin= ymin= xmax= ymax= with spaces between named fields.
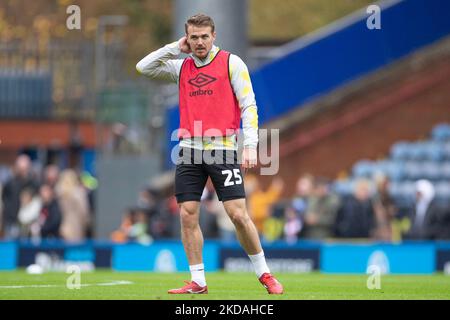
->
xmin=0 ymin=270 xmax=449 ymax=300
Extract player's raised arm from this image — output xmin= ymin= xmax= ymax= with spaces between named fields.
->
xmin=136 ymin=38 xmax=186 ymax=83
xmin=229 ymin=54 xmax=259 ymax=169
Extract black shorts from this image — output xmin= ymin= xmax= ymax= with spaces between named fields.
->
xmin=175 ymin=147 xmax=246 ymax=203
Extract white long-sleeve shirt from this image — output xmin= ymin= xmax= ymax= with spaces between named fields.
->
xmin=136 ymin=42 xmax=258 ymax=150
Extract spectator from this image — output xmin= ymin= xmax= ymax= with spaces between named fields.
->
xmin=80 ymin=171 xmax=97 ymax=239
xmin=108 ymin=122 xmax=140 ymax=155
xmin=335 ymin=179 xmax=375 ymax=238
xmin=202 ymin=180 xmax=230 ymax=241
xmin=405 ymin=179 xmax=450 ymax=240
xmin=247 ymin=175 xmax=284 ymax=235
xmin=137 ymin=187 xmax=158 ymax=213
xmin=303 ymin=177 xmax=340 ymax=239
xmin=197 ymin=181 xmax=219 ymax=239
xmin=138 ymin=187 xmax=171 ymax=239
xmin=214 ymin=197 xmax=236 ymax=242
xmin=281 ymin=174 xmax=315 ymax=242
xmin=372 ymin=174 xmax=397 ymax=241
xmin=1 ymin=154 xmax=39 ymax=239
xmin=435 ymin=207 xmax=450 ymax=240
xmin=128 ymin=208 xmax=152 ymax=244
xmin=56 ymin=169 xmax=90 ymax=242
xmin=18 ymin=187 xmax=42 ymax=237
xmin=291 ymin=174 xmax=314 ymax=218
xmin=30 ymin=184 xmax=62 ymax=240
xmin=283 ymin=206 xmax=302 ymax=244
xmin=111 ymin=208 xmax=135 ymax=243
xmin=166 ymin=195 xmax=182 ymax=238
xmin=42 ymin=164 xmax=60 ymax=189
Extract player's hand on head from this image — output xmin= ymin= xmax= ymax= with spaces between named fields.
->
xmin=242 ymin=147 xmax=257 ymax=169
xmin=178 ymin=36 xmax=192 ymax=54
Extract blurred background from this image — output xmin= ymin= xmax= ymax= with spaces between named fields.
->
xmin=1 ymin=0 xmax=450 ymax=274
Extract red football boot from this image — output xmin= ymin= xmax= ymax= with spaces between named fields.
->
xmin=168 ymin=281 xmax=208 ymax=294
xmin=259 ymin=273 xmax=283 ymax=294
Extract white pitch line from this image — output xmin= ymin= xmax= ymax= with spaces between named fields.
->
xmin=95 ymin=280 xmax=133 ymax=286
xmin=0 ymin=280 xmax=134 ymax=289
xmin=0 ymin=284 xmax=57 ymax=289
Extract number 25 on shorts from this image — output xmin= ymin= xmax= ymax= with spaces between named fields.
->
xmin=222 ymin=169 xmax=242 ymax=186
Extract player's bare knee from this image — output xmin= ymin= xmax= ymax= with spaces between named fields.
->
xmin=180 ymin=209 xmax=195 ymax=223
xmin=229 ymin=209 xmax=250 ymax=228
xmin=180 ymin=202 xmax=199 ymax=215
xmin=179 ymin=204 xmax=199 ymax=228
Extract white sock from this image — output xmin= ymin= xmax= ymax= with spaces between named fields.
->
xmin=248 ymin=251 xmax=270 ymax=278
xmin=189 ymin=263 xmax=206 ymax=287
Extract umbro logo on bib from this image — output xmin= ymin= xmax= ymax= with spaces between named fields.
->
xmin=188 ymin=73 xmax=217 ymax=88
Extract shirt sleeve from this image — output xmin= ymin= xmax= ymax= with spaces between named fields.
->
xmin=229 ymin=54 xmax=259 ymax=149
xmin=136 ymin=41 xmax=184 ymax=83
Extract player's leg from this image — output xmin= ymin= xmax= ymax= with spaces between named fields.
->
xmin=206 ymin=149 xmax=283 ymax=294
xmin=169 ymin=147 xmax=208 ymax=294
xmin=205 ymin=150 xmax=262 ymax=254
xmin=179 ymin=201 xmax=203 ymax=264
xmin=222 ymin=198 xmax=283 ymax=294
xmin=222 ymin=198 xmax=261 ymax=255
xmin=179 ymin=200 xmax=206 ymax=282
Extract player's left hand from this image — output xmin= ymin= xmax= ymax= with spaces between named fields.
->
xmin=242 ymin=147 xmax=257 ymax=170
xmin=178 ymin=36 xmax=192 ymax=54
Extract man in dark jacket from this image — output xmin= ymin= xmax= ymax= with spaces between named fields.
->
xmin=31 ymin=184 xmax=61 ymax=239
xmin=1 ymin=155 xmax=38 ymax=239
xmin=303 ymin=177 xmax=340 ymax=239
xmin=335 ymin=179 xmax=375 ymax=238
xmin=405 ymin=180 xmax=450 ymax=240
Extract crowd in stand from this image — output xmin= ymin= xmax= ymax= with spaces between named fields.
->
xmin=111 ymin=171 xmax=450 ymax=244
xmin=2 ymin=153 xmax=450 ymax=244
xmin=0 ymin=154 xmax=94 ymax=242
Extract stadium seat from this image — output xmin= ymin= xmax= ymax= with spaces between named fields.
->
xmin=443 ymin=142 xmax=450 ymax=160
xmin=435 ymin=181 xmax=450 ymax=205
xmin=390 ymin=142 xmax=411 ymax=160
xmin=404 ymin=162 xmax=422 ymax=180
xmin=352 ymin=160 xmax=375 ymax=178
xmin=336 ymin=124 xmax=450 ymax=210
xmin=441 ymin=163 xmax=450 ymax=180
xmin=421 ymin=161 xmax=441 ymax=181
xmin=421 ymin=142 xmax=444 ymax=161
xmin=388 ymin=181 xmax=416 ymax=206
xmin=432 ymin=123 xmax=450 ymax=141
xmin=374 ymin=160 xmax=404 ymax=181
xmin=332 ymin=179 xmax=355 ymax=196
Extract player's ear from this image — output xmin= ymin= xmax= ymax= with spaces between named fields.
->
xmin=212 ymin=31 xmax=216 ymax=42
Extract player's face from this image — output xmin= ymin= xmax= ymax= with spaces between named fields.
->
xmin=186 ymin=25 xmax=216 ymax=59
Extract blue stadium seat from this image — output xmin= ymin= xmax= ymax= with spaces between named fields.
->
xmin=390 ymin=142 xmax=411 ymax=160
xmin=0 ymin=166 xmax=12 ymax=185
xmin=432 ymin=123 xmax=450 ymax=141
xmin=344 ymin=124 xmax=450 ymax=211
xmin=435 ymin=182 xmax=450 ymax=205
xmin=441 ymin=163 xmax=450 ymax=180
xmin=388 ymin=181 xmax=402 ymax=199
xmin=374 ymin=160 xmax=404 ymax=181
xmin=388 ymin=181 xmax=416 ymax=205
xmin=352 ymin=160 xmax=375 ymax=178
xmin=421 ymin=142 xmax=444 ymax=161
xmin=403 ymin=161 xmax=442 ymax=181
xmin=421 ymin=161 xmax=441 ymax=181
xmin=443 ymin=142 xmax=450 ymax=160
xmin=332 ymin=180 xmax=355 ymax=196
xmin=408 ymin=143 xmax=423 ymax=160
xmin=404 ymin=162 xmax=422 ymax=180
